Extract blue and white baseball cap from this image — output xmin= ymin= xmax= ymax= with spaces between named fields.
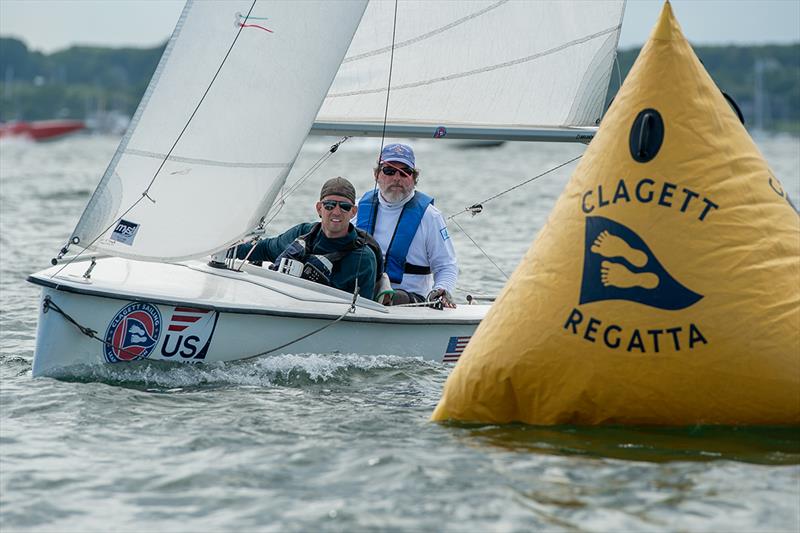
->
xmin=380 ymin=143 xmax=415 ymax=169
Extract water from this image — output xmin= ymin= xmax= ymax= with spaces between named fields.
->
xmin=1 ymin=134 xmax=799 ymax=532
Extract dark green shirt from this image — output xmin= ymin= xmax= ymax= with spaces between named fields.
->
xmin=236 ymin=223 xmax=376 ymax=299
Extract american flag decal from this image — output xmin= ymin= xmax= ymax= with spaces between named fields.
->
xmin=443 ymin=336 xmax=471 ymax=363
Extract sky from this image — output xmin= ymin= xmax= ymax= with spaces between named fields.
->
xmin=0 ymin=0 xmax=798 ymax=53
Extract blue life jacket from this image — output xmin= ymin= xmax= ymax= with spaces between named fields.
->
xmin=356 ymin=189 xmax=434 ymax=284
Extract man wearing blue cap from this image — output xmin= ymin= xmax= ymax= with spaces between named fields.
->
xmin=356 ymin=143 xmax=457 ymax=308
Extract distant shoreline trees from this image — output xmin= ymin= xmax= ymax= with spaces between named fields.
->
xmin=1 ymin=37 xmax=798 ymax=133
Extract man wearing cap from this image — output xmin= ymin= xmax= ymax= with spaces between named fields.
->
xmin=233 ymin=177 xmax=379 ymax=299
xmin=356 ymin=143 xmax=458 ymax=307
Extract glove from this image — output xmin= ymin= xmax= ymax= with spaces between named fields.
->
xmin=427 ymin=288 xmax=456 ymax=309
xmin=375 ymin=273 xmax=395 ymax=306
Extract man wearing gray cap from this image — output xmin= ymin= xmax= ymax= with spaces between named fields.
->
xmin=233 ymin=177 xmax=379 ymax=299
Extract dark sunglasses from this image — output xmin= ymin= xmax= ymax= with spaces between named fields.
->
xmin=321 ymin=200 xmax=354 ymax=212
xmin=381 ymin=165 xmax=412 ymax=177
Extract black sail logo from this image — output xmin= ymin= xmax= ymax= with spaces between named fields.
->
xmin=579 ymin=216 xmax=702 ymax=310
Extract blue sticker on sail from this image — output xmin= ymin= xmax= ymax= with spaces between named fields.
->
xmin=110 ymin=219 xmax=140 ymax=246
xmin=579 ymin=216 xmax=702 ymax=310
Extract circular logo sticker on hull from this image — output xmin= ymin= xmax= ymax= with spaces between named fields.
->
xmin=103 ymin=303 xmax=162 ymax=363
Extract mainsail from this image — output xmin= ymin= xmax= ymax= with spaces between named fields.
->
xmin=71 ymin=0 xmax=367 ymax=261
xmin=315 ymin=0 xmax=625 ymax=140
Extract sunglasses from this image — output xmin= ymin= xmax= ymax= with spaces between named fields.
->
xmin=381 ymin=165 xmax=412 ymax=177
xmin=321 ymin=200 xmax=354 ymax=212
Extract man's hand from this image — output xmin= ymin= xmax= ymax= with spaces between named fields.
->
xmin=427 ymin=288 xmax=456 ymax=309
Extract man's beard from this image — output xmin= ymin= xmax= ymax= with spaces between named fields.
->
xmin=380 ymin=184 xmax=411 ymax=203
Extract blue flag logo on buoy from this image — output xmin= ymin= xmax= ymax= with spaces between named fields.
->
xmin=579 ymin=216 xmax=702 ymax=310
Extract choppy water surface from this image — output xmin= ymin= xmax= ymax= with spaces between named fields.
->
xmin=1 ymin=134 xmax=799 ymax=532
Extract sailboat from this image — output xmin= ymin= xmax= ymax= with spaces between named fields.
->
xmin=26 ymin=0 xmax=625 ymax=377
xmin=0 ymin=119 xmax=85 ymax=141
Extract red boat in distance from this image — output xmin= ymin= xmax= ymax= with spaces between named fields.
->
xmin=0 ymin=119 xmax=85 ymax=141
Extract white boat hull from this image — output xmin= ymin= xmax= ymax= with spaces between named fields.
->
xmin=29 ymin=258 xmax=488 ymax=377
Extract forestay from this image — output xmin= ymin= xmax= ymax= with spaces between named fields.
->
xmin=315 ymin=0 xmax=625 ymax=139
xmin=71 ymin=0 xmax=367 ymax=262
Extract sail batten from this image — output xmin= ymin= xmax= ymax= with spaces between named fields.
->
xmin=328 ymin=25 xmax=622 ymax=100
xmin=123 ymin=149 xmax=290 ymax=169
xmin=341 ymin=0 xmax=510 ymax=64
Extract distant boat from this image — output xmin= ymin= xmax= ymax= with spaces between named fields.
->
xmin=0 ymin=119 xmax=85 ymax=141
xmin=452 ymin=140 xmax=506 ymax=149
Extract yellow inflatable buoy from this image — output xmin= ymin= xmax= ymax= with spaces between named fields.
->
xmin=432 ymin=1 xmax=800 ymax=426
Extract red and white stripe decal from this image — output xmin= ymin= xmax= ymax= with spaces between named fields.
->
xmin=168 ymin=307 xmax=211 ymax=332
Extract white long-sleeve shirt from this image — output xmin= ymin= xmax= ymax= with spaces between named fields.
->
xmin=370 ymin=191 xmax=458 ymax=296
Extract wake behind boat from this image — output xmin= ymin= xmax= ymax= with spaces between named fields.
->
xmin=27 ymin=0 xmax=625 ymax=377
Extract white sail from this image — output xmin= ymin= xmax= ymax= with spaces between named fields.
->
xmin=71 ymin=0 xmax=367 ymax=262
xmin=315 ymin=0 xmax=625 ymax=138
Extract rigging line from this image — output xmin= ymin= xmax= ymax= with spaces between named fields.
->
xmin=258 ymin=137 xmax=350 ymax=232
xmin=140 ymin=2 xmax=255 ymax=198
xmin=50 ymin=0 xmax=259 ymax=279
xmin=360 ymin=0 xmax=400 ymax=291
xmin=231 ymin=138 xmax=351 ymax=272
xmin=447 ymin=154 xmax=582 ymax=220
xmin=43 ymin=293 xmax=353 ymax=364
xmin=235 ymin=245 xmax=255 ymax=272
xmin=455 ymin=284 xmax=493 ymax=295
xmin=449 ymin=217 xmax=509 ymax=280
xmin=231 ymin=248 xmax=363 ymax=360
xmin=391 ymin=301 xmax=445 ymax=308
xmin=378 ymin=0 xmax=399 ymax=152
xmin=275 ymin=137 xmax=350 ymax=207
xmin=238 ymin=298 xmax=356 ymax=361
xmin=43 ymin=296 xmax=154 ymax=361
xmin=366 ymin=0 xmax=399 ymax=224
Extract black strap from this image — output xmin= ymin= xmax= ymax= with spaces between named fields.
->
xmin=404 ymin=263 xmax=431 ymax=275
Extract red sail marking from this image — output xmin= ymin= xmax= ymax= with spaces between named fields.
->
xmin=239 ymin=23 xmax=273 ymax=33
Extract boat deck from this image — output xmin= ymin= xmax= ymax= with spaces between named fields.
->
xmin=29 ymin=257 xmax=489 ymax=325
